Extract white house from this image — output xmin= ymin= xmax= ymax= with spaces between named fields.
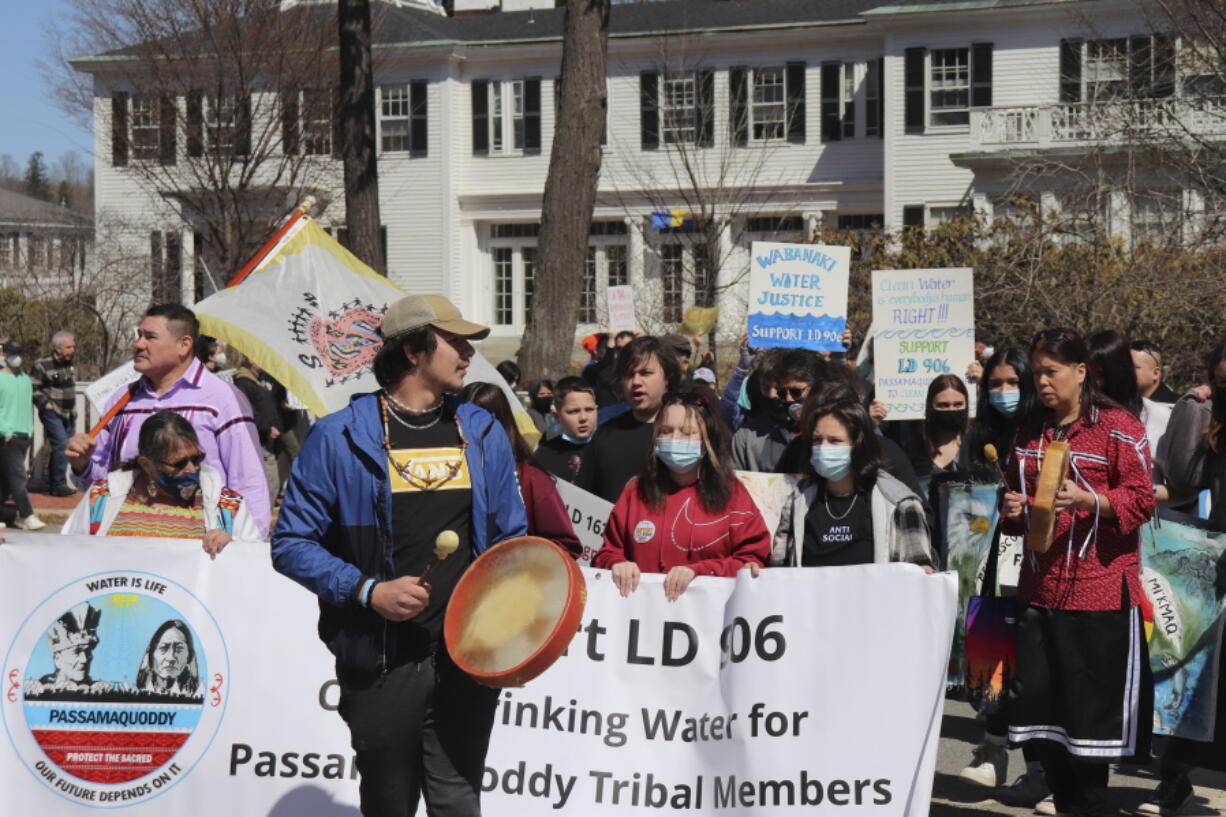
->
xmin=74 ymin=0 xmax=1214 ymax=359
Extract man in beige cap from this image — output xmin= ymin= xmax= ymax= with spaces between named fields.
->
xmin=273 ymin=293 xmax=527 ymax=817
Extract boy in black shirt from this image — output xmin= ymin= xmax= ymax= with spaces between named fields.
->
xmin=577 ymin=336 xmax=681 ymax=502
xmin=536 ymin=376 xmax=597 ymax=482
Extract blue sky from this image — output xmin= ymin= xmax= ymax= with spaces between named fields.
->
xmin=0 ymin=1 xmax=93 ymax=174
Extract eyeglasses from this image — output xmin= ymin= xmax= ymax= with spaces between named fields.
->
xmin=160 ymin=453 xmax=205 ymax=471
xmin=1031 ymin=329 xmax=1069 ymax=344
xmin=665 ymin=392 xmax=707 ymax=408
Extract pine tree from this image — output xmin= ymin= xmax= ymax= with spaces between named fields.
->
xmin=23 ymin=152 xmax=51 ymax=201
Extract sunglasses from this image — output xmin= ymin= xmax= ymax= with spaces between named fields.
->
xmin=780 ymin=386 xmax=809 ymax=401
xmin=161 ymin=452 xmax=205 ymax=471
xmin=665 ymin=391 xmax=707 ymax=408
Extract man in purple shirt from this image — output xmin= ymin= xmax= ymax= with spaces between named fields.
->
xmin=65 ymin=304 xmax=270 ymax=536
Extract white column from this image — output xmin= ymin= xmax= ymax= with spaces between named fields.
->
xmin=181 ymin=227 xmax=197 ymax=305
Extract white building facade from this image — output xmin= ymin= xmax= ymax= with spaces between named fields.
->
xmin=76 ymin=0 xmax=1213 ymax=358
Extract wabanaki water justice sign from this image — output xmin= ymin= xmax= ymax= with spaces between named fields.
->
xmin=747 ymin=242 xmax=850 ymax=352
xmin=3 ymin=570 xmax=228 ymax=807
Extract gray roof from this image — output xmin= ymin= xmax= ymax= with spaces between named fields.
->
xmin=0 ymin=188 xmax=91 ymax=231
xmin=377 ymin=0 xmax=882 ymax=45
xmin=81 ymin=0 xmax=1087 ymax=63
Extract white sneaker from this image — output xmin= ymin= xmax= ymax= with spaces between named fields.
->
xmin=958 ymin=740 xmax=1008 ymax=787
xmin=16 ymin=514 xmax=46 ymax=531
xmin=1000 ymin=766 xmax=1049 ymax=807
xmin=1034 ymin=794 xmax=1073 ymax=816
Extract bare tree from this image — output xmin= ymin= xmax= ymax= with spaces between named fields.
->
xmin=338 ymin=0 xmax=384 ymax=275
xmin=605 ymin=43 xmax=808 ymax=352
xmin=519 ymin=0 xmax=612 ymax=380
xmin=48 ymin=0 xmax=340 ymax=282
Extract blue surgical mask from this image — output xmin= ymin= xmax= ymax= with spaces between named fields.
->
xmin=988 ymin=388 xmax=1020 ymax=417
xmin=561 ymin=432 xmax=591 ymax=446
xmin=155 ymin=469 xmax=201 ymax=500
xmin=656 ymin=438 xmax=703 ymax=472
xmin=810 ymin=445 xmax=853 ymax=481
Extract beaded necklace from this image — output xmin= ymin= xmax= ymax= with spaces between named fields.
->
xmin=380 ymin=394 xmax=469 ymax=491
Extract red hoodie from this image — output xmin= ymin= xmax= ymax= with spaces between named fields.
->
xmin=518 ymin=462 xmax=583 ymax=558
xmin=594 ymin=478 xmax=769 ymax=577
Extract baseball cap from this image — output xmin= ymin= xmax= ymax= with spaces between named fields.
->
xmin=380 ymin=294 xmax=490 ymax=341
xmin=2 ymin=341 xmax=23 ymax=356
xmin=660 ymin=333 xmax=692 ymax=358
xmin=693 ymin=367 xmax=716 ymax=384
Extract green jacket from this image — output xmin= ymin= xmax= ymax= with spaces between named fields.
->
xmin=0 ymin=370 xmax=33 ymax=438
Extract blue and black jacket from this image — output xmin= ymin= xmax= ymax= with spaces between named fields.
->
xmin=271 ymin=391 xmax=528 ymax=673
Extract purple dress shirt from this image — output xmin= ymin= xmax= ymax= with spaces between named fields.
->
xmin=73 ymin=359 xmax=270 ymax=535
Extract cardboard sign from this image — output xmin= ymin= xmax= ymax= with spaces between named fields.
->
xmin=871 ymin=268 xmax=975 ymax=420
xmin=747 ymin=242 xmax=849 ymax=352
xmin=607 ymin=286 xmax=637 ymax=334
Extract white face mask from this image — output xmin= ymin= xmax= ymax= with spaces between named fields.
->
xmin=7 ymin=355 xmax=23 ymax=369
xmin=212 ymin=352 xmax=228 ymax=368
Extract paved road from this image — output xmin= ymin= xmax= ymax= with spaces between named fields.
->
xmin=933 ymin=700 xmax=1226 ymax=817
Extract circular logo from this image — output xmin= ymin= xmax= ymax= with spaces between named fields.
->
xmin=3 ymin=571 xmax=229 ymax=807
xmin=633 ymin=520 xmax=657 ymax=544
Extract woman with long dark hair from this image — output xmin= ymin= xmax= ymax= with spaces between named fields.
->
xmin=458 ymin=382 xmax=581 ymax=557
xmin=594 ymin=392 xmax=770 ymax=599
xmin=771 ymin=386 xmax=934 ymax=570
xmin=908 ymin=373 xmax=972 ymax=486
xmin=965 ymin=347 xmax=1039 ymax=472
xmin=1000 ymin=328 xmax=1155 ymax=817
xmin=958 ymin=348 xmax=1047 ymax=804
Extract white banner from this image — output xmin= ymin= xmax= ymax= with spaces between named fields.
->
xmin=747 ymin=243 xmax=850 ymax=352
xmin=1 ymin=537 xmax=956 ymax=816
xmin=871 ymin=268 xmax=976 ymax=421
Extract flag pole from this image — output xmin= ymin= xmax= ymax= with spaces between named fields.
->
xmin=226 ymin=196 xmax=317 ymax=288
xmin=87 ymin=196 xmax=317 ymax=439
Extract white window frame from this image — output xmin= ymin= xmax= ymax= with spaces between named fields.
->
xmin=206 ymin=94 xmax=239 ymax=154
xmin=380 ymin=84 xmax=411 ymax=153
xmin=300 ymin=88 xmax=332 ymax=156
xmin=865 ymin=60 xmax=880 ymax=137
xmin=929 ymin=48 xmax=971 ymax=127
xmin=1085 ymin=38 xmax=1130 ymax=102
xmin=749 ymin=66 xmax=787 ymax=143
xmin=577 ymin=240 xmax=630 ymax=327
xmin=489 ymin=230 xmax=537 ymax=328
xmin=488 ymin=79 xmax=526 ymax=155
xmin=658 ymin=243 xmax=685 ymax=324
xmin=841 ymin=63 xmax=857 ymax=139
xmin=130 ymin=95 xmax=161 ymax=161
xmin=661 ymin=72 xmax=697 ymax=145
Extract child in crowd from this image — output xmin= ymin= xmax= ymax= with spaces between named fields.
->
xmin=536 ymin=377 xmax=598 ymax=483
xmin=595 ymin=392 xmax=769 ymax=599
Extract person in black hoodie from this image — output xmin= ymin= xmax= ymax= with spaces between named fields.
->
xmin=577 ymin=337 xmax=681 ymax=502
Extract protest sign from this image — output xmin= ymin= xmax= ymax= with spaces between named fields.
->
xmin=679 ymin=307 xmax=720 ymax=337
xmin=735 ymin=471 xmax=798 ymax=541
xmin=554 ymin=480 xmax=614 ymax=565
xmin=2 ymin=537 xmax=956 ymax=816
xmin=84 ymin=362 xmax=139 ymax=415
xmin=747 ymin=243 xmax=849 ymax=352
xmin=607 ymin=285 xmax=637 ymax=333
xmin=1142 ymin=510 xmax=1226 ymax=740
xmin=871 ymin=268 xmax=975 ymax=421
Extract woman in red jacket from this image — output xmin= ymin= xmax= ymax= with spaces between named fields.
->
xmin=1001 ymin=328 xmax=1155 ymax=817
xmin=595 ymin=392 xmax=769 ymax=600
xmin=458 ymin=382 xmax=582 ymax=558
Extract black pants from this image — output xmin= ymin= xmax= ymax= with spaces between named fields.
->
xmin=337 ymin=650 xmax=499 ymax=817
xmin=0 ymin=434 xmax=33 ymax=517
xmin=1037 ymin=743 xmax=1110 ymax=816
